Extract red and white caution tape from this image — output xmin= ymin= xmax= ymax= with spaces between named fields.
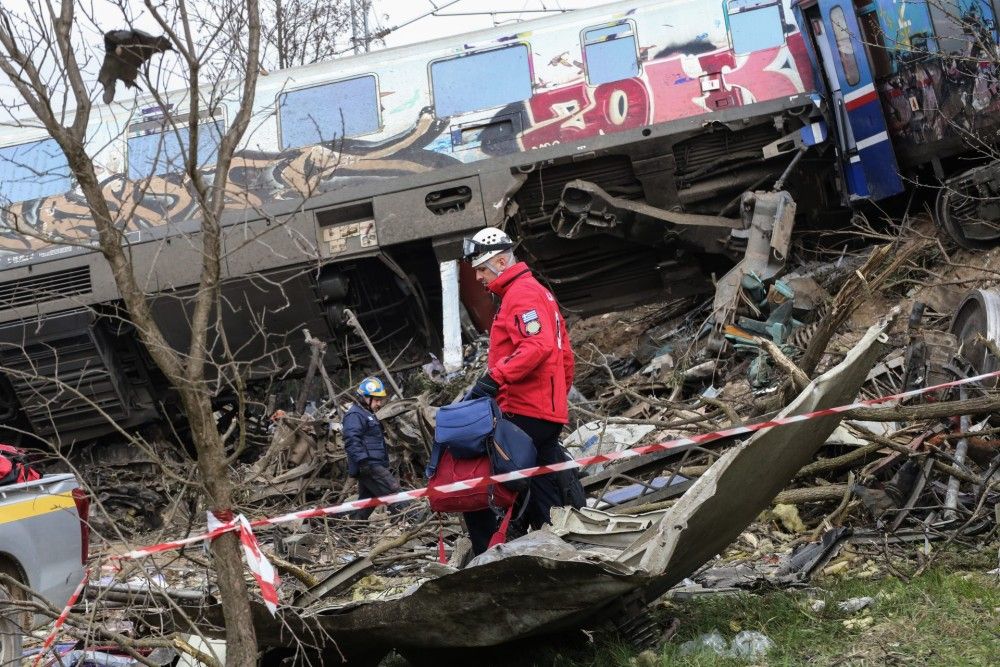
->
xmin=112 ymin=367 xmax=1000 ymax=607
xmin=235 ymin=515 xmax=280 ymax=615
xmin=206 ymin=511 xmax=281 ymax=616
xmin=32 ymin=569 xmax=89 ymax=667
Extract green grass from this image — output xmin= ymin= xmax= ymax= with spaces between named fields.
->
xmin=542 ymin=547 xmax=1000 ymax=666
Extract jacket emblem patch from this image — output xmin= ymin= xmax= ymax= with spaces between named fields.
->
xmin=525 ymin=320 xmax=541 ymax=335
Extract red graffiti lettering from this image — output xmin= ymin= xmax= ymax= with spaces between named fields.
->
xmin=520 ymin=33 xmax=814 ymax=149
xmin=645 ymin=57 xmax=707 ymax=121
xmin=522 ymin=78 xmax=649 ymax=149
xmin=723 ymin=50 xmax=804 ymax=102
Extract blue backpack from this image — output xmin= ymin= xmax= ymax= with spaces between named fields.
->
xmin=489 ymin=417 xmax=536 ymax=494
xmin=433 ymin=396 xmax=498 ymax=458
xmin=427 ymin=397 xmax=537 ymax=494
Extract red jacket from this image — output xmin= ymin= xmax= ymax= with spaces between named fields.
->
xmin=487 ymin=262 xmax=574 ymax=424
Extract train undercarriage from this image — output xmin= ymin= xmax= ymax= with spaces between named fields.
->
xmin=0 ymin=101 xmax=841 ymax=447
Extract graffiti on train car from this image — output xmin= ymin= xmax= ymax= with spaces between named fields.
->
xmin=0 ymin=1 xmax=821 ymax=266
xmin=874 ymin=1 xmax=1000 ymax=146
xmin=880 ymin=57 xmax=1000 ymax=144
xmin=521 ymin=33 xmax=814 ymax=149
xmin=0 ymin=111 xmax=463 ymax=264
xmin=0 ymin=45 xmax=817 ymax=266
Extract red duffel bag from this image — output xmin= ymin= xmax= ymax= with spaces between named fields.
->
xmin=427 ymin=449 xmax=516 ymax=513
xmin=0 ymin=444 xmax=41 ymax=485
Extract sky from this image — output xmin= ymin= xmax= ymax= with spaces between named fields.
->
xmin=375 ymin=0 xmax=611 ymax=50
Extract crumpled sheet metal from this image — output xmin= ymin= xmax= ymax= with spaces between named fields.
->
xmin=192 ymin=318 xmax=890 ymax=655
xmin=619 ymin=316 xmax=892 ymax=596
xmin=547 ymin=506 xmax=669 ymax=550
xmin=307 ymin=532 xmax=645 ymax=649
xmin=224 ymin=533 xmax=652 ymax=653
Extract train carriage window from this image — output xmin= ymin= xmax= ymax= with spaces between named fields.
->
xmin=726 ymin=0 xmax=786 ymax=54
xmin=830 ymin=6 xmax=861 ymax=86
xmin=0 ymin=137 xmax=72 ymax=205
xmin=279 ymin=75 xmax=380 ymax=150
xmin=582 ymin=22 xmax=640 ymax=85
xmin=931 ymin=0 xmax=994 ymax=55
xmin=431 ymin=45 xmax=532 ymax=118
xmin=128 ymin=115 xmax=224 ymax=180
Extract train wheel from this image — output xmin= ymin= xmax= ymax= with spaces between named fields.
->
xmin=950 ymin=288 xmax=1000 ymax=384
xmin=935 ymin=167 xmax=1000 ymax=250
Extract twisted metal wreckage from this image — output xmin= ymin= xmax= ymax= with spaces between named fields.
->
xmin=149 ymin=317 xmax=893 ymax=660
xmin=8 ymin=0 xmax=1000 ymax=452
xmin=6 ymin=0 xmax=1000 ymax=660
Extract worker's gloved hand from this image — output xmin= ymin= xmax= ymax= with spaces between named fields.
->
xmin=472 ymin=372 xmax=500 ymax=398
xmin=357 ymin=460 xmax=373 ymax=475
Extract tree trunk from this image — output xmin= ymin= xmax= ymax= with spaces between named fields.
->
xmin=186 ymin=394 xmax=259 ymax=666
xmin=212 ymin=534 xmax=258 ymax=666
xmin=1 ymin=2 xmax=265 ymax=664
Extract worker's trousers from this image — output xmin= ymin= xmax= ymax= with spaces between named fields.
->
xmin=351 ymin=463 xmax=404 ymax=520
xmin=464 ymin=413 xmax=568 ymax=555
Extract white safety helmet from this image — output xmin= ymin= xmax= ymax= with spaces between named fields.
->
xmin=463 ymin=227 xmax=514 ymax=268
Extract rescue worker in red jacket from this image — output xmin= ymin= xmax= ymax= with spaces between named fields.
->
xmin=464 ymin=226 xmax=577 ymax=549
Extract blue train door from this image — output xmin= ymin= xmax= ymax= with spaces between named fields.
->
xmin=796 ymin=0 xmax=904 ymax=201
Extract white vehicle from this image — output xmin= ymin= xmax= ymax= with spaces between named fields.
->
xmin=0 ymin=474 xmax=90 ymax=664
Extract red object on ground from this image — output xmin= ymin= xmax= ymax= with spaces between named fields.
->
xmin=0 ymin=444 xmax=41 ymax=485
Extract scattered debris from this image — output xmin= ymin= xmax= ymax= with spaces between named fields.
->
xmin=841 ymin=616 xmax=875 ymax=631
xmin=114 ymin=315 xmax=890 ymax=660
xmin=44 ymin=232 xmax=1000 ymax=663
xmin=730 ymin=631 xmax=775 ymax=659
xmin=837 ymin=596 xmax=875 ymax=614
xmin=563 ymin=422 xmax=655 ymax=473
xmin=680 ymin=629 xmax=773 ymax=659
xmin=678 ymin=629 xmax=728 ymax=657
xmin=772 ymin=503 xmax=807 ymax=533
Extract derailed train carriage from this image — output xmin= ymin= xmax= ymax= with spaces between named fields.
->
xmin=0 ymin=0 xmax=996 ymax=444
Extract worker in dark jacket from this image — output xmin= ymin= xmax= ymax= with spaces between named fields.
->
xmin=343 ymin=376 xmax=405 ymax=520
xmin=463 ymin=226 xmax=580 ymax=552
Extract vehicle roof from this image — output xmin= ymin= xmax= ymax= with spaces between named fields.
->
xmin=1 ymin=0 xmax=684 ymax=134
xmin=274 ymin=0 xmax=674 ymax=78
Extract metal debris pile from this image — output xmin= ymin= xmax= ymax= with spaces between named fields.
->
xmin=78 ymin=439 xmax=191 ymax=536
xmin=58 ymin=226 xmax=1000 ymax=663
xmin=556 ymin=231 xmax=1000 ymax=597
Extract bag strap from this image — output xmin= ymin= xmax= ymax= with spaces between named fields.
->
xmin=487 ymin=504 xmax=515 ymax=550
xmin=514 ymin=488 xmax=531 ymax=523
